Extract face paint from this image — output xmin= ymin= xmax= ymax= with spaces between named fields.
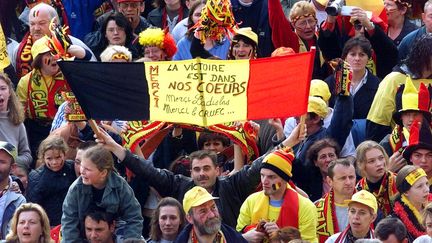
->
xmin=34 ymin=10 xmax=39 ymax=18
xmin=272 ymin=182 xmax=282 ymax=191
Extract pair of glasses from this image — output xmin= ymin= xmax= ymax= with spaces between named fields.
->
xmin=119 ymin=2 xmax=140 ymax=8
xmin=295 ymin=18 xmax=317 ymax=29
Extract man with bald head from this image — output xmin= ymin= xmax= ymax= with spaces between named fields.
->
xmin=11 ymin=3 xmax=96 ymax=78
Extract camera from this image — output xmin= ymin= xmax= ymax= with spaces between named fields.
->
xmin=325 ymin=0 xmax=345 ymax=16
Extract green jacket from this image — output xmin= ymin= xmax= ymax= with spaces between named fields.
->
xmin=61 ymin=172 xmax=143 ymax=242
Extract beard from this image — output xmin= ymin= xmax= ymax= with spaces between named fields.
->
xmin=193 ymin=217 xmax=221 ymax=236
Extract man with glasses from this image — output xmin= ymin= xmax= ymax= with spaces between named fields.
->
xmin=117 ymin=0 xmax=150 ymax=34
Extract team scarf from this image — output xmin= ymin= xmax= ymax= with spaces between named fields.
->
xmin=122 ymin=121 xmax=259 ymax=161
xmin=25 ymin=69 xmax=69 ymax=120
xmin=316 ymin=190 xmax=341 ymax=243
xmin=334 ymin=226 xmax=374 ymax=243
xmin=16 ymin=32 xmax=34 ymax=78
xmin=190 ymin=227 xmax=226 ymax=243
xmin=393 ymin=195 xmax=426 ymax=239
xmin=356 ymin=171 xmax=398 ymax=216
xmin=162 ymin=5 xmax=184 ymax=30
xmin=247 ymin=186 xmax=299 ymax=231
xmin=389 ymin=125 xmax=409 ymax=153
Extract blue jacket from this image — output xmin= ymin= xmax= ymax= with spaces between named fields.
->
xmin=0 ymin=177 xmax=26 ymax=240
xmin=174 ymin=223 xmax=247 ymax=243
xmin=61 ymin=172 xmax=143 ymax=242
xmin=398 ymin=26 xmax=427 ymax=61
xmin=27 ymin=160 xmax=76 ymax=226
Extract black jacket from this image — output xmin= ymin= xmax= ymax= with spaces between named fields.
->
xmin=27 ymin=160 xmax=76 ymax=226
xmin=121 ymin=150 xmax=264 ymax=227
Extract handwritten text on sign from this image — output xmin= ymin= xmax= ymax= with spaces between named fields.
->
xmin=145 ymin=58 xmax=249 ymax=126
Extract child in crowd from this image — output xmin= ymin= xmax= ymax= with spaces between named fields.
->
xmin=414 ymin=203 xmax=432 ymax=242
xmin=26 ymin=135 xmax=77 ymax=227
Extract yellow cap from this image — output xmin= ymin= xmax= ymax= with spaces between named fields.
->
xmin=183 ymin=186 xmax=218 ymax=213
xmin=31 ymin=36 xmax=51 ymax=60
xmin=235 ymin=27 xmax=258 ymax=45
xmin=308 ymin=96 xmax=328 ymax=118
xmin=345 ymin=190 xmax=378 ymax=214
xmin=310 ymin=79 xmax=331 ymax=103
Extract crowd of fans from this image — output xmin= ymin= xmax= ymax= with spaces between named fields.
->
xmin=1 ymin=0 xmax=432 ymax=242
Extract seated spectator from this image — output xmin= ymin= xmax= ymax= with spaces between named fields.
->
xmin=318 ymin=5 xmax=398 ymax=80
xmin=402 ymin=117 xmax=432 ymax=189
xmin=379 ymin=78 xmax=431 ymax=172
xmin=4 ymin=203 xmax=51 ymax=243
xmin=384 ymin=0 xmax=418 ymax=46
xmin=237 ymin=147 xmax=318 ymax=242
xmin=147 ymin=0 xmax=188 ymax=32
xmin=284 ymin=79 xmax=356 ymax=159
xmin=304 ymin=138 xmax=340 ymax=201
xmin=12 ymin=3 xmax=96 ymax=79
xmin=0 ymin=73 xmax=32 ymax=168
xmin=413 ymin=203 xmax=432 ymax=242
xmin=325 ymin=37 xmax=379 ymax=146
xmin=398 ymin=1 xmax=432 ymax=60
xmin=326 ymin=190 xmax=378 ymax=242
xmin=148 ymin=197 xmax=185 ymax=243
xmin=173 ymin=2 xmax=230 ymax=61
xmin=0 ymin=142 xmax=26 ymax=240
xmin=27 ymin=136 xmax=76 ymax=226
xmin=316 ymin=159 xmax=356 ymax=243
xmin=11 ymin=163 xmax=29 ymax=195
xmin=100 ymin=45 xmax=133 ymax=62
xmin=84 ymin=210 xmax=116 ymax=243
xmin=91 ymin=12 xmax=139 ymax=60
xmin=367 ymin=33 xmax=432 ymax=142
xmin=355 ymin=141 xmax=398 ymax=218
xmin=392 ymin=165 xmax=428 ymax=241
xmin=138 ymin=28 xmax=177 ymax=61
xmin=176 ymin=186 xmax=247 ymax=242
xmin=172 ymin=0 xmax=206 ymax=42
xmin=375 ymin=217 xmax=408 ymax=243
xmin=61 ymin=145 xmax=143 ymax=242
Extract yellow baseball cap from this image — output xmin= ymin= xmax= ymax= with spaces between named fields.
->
xmin=310 ymin=79 xmax=331 ymax=103
xmin=31 ymin=36 xmax=51 ymax=60
xmin=183 ymin=186 xmax=218 ymax=213
xmin=308 ymin=96 xmax=328 ymax=118
xmin=345 ymin=190 xmax=378 ymax=214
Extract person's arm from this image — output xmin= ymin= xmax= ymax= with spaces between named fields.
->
xmin=26 ymin=170 xmax=42 ymax=203
xmin=327 ymin=95 xmax=353 ymax=149
xmin=366 ymin=27 xmax=399 ymax=79
xmin=267 ymin=0 xmax=299 ymax=51
xmin=61 ymin=183 xmax=83 ymax=243
xmin=318 ymin=16 xmax=343 ymax=61
xmin=119 ymin=179 xmax=144 ymax=239
xmin=96 ymin=129 xmax=184 ymax=197
xmin=16 ymin=124 xmax=32 ymax=167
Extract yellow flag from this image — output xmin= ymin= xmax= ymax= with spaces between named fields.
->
xmin=0 ymin=24 xmax=11 ymax=72
xmin=144 ymin=58 xmax=250 ymax=126
xmin=346 ymin=0 xmax=384 ymax=17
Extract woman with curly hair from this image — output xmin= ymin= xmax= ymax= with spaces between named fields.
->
xmin=4 ymin=203 xmax=52 ymax=243
xmin=0 ymin=73 xmax=32 ymax=167
xmin=391 ymin=165 xmax=429 ymax=242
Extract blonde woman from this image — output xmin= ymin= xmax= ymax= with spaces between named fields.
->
xmin=355 ymin=140 xmax=398 ymax=217
xmin=4 ymin=203 xmax=52 ymax=243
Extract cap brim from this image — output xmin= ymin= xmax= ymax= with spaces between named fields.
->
xmin=344 ymin=199 xmax=376 ymax=213
xmin=191 ymin=196 xmax=219 ymax=209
